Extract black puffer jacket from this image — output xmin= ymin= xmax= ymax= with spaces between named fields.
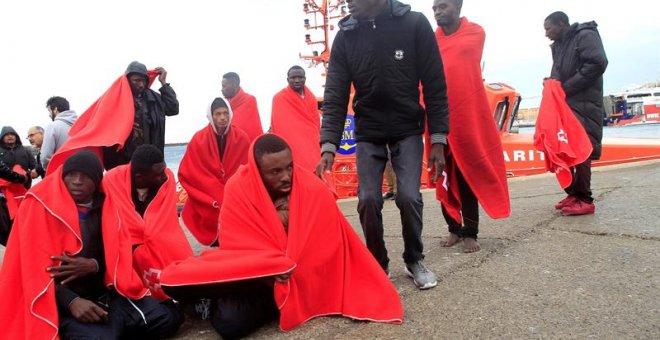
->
xmin=550 ymin=21 xmax=608 ymax=159
xmin=321 ymin=0 xmax=449 ymax=145
xmin=0 ymin=126 xmax=34 ymax=187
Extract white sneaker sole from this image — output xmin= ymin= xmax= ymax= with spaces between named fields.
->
xmin=404 ymin=266 xmax=437 ymax=290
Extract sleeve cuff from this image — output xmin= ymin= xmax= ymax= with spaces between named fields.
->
xmin=321 ymin=143 xmax=337 ymax=155
xmin=430 ymin=133 xmax=447 ymax=145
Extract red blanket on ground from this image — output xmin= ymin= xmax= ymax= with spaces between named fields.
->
xmin=47 ymin=71 xmax=158 ymax=174
xmin=0 ymin=165 xmax=27 ymax=219
xmin=0 ymin=167 xmax=147 ymax=340
xmin=271 ymin=86 xmax=321 ymax=173
xmin=533 ymin=80 xmax=593 ymax=188
xmin=102 ymin=165 xmax=192 ymax=300
xmin=161 ymin=135 xmax=403 ymax=331
xmin=179 ymin=124 xmax=250 ymax=246
xmin=435 ymin=17 xmax=510 ymax=222
xmin=228 ymin=88 xmax=263 ymax=142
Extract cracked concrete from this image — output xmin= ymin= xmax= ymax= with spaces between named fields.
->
xmin=174 ymin=160 xmax=660 ymax=340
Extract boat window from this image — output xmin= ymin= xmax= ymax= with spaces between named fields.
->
xmin=507 ymin=96 xmax=521 ymax=132
xmin=493 ymin=97 xmax=510 ymax=131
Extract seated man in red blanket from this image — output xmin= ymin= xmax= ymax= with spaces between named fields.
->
xmin=103 ymin=144 xmax=193 ymax=300
xmin=0 ymin=150 xmax=182 ymax=339
xmin=161 ymin=134 xmax=402 ymax=339
xmin=179 ymin=97 xmax=250 ymax=246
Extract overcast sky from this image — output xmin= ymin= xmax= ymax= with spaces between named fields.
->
xmin=1 ymin=0 xmax=658 ymax=144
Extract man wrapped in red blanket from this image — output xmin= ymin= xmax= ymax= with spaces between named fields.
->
xmin=222 ymin=72 xmax=264 ymax=142
xmin=161 ymin=134 xmax=402 ymax=338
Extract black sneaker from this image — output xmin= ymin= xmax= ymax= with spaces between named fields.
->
xmin=404 ymin=261 xmax=437 ymax=290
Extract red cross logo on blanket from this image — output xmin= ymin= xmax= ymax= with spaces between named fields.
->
xmin=557 ymin=129 xmax=568 ymax=144
xmin=143 ymin=268 xmax=162 ymax=292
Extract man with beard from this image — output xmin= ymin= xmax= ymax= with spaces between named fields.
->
xmin=42 ymin=96 xmax=78 ymax=171
xmin=26 ymin=126 xmax=45 ymax=178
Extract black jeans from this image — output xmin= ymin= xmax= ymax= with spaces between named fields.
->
xmin=59 ymin=293 xmax=183 ymax=340
xmin=565 ymin=159 xmax=593 ymax=203
xmin=164 ymin=279 xmax=279 ymax=339
xmin=440 ymin=166 xmax=479 ymax=239
xmin=356 ymin=134 xmax=425 ymax=269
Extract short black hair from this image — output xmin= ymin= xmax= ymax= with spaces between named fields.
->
xmin=545 ymin=11 xmax=569 ymax=26
xmin=131 ymin=144 xmax=164 ymax=174
xmin=253 ymin=135 xmax=291 ymax=161
xmin=222 ymin=72 xmax=240 ymax=85
xmin=287 ymin=65 xmax=305 ymax=77
xmin=46 ymin=96 xmax=70 ymax=112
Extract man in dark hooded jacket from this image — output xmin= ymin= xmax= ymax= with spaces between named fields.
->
xmin=544 ymin=11 xmax=608 ymax=215
xmin=0 ymin=126 xmax=35 ymax=187
xmin=103 ymin=61 xmax=179 ymax=169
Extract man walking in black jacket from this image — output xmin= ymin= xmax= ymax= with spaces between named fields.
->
xmin=317 ymin=0 xmax=449 ymax=289
xmin=544 ymin=11 xmax=608 ymax=215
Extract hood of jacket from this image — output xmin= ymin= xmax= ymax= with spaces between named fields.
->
xmin=0 ymin=126 xmax=21 ymax=146
xmin=565 ymin=21 xmax=599 ymax=39
xmin=207 ymin=97 xmax=234 ymax=136
xmin=125 ymin=61 xmax=149 ymax=80
xmin=338 ymin=0 xmax=411 ymax=31
xmin=55 ymin=110 xmax=78 ymax=126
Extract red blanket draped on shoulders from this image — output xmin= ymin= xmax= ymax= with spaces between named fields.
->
xmin=271 ymin=86 xmax=321 ymax=173
xmin=102 ymin=165 xmax=192 ymax=300
xmin=47 ymin=71 xmax=158 ymax=175
xmin=435 ymin=17 xmax=510 ymax=222
xmin=533 ymin=79 xmax=592 ymax=188
xmin=0 ymin=167 xmax=147 ymax=340
xmin=228 ymin=88 xmax=263 ymax=142
xmin=179 ymin=124 xmax=250 ymax=246
xmin=0 ymin=165 xmax=27 ymax=219
xmin=161 ymin=134 xmax=402 ymax=331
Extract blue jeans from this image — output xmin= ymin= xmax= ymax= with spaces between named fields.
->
xmin=356 ymin=135 xmax=425 ymax=269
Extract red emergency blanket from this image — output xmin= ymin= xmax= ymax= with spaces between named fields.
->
xmin=228 ymin=88 xmax=263 ymax=142
xmin=0 ymin=165 xmax=27 ymax=219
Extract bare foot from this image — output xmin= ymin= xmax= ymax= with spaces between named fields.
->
xmin=441 ymin=233 xmax=461 ymax=247
xmin=463 ymin=238 xmax=481 ymax=253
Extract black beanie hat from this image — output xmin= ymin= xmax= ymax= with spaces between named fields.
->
xmin=210 ymin=97 xmax=229 ymax=113
xmin=62 ymin=150 xmax=104 ymax=189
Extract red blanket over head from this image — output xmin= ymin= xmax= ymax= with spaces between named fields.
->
xmin=161 ymin=134 xmax=403 ymax=331
xmin=179 ymin=124 xmax=250 ymax=246
xmin=228 ymin=88 xmax=263 ymax=142
xmin=533 ymin=80 xmax=592 ymax=188
xmin=46 ymin=71 xmax=158 ymax=175
xmin=271 ymin=86 xmax=321 ymax=173
xmin=102 ymin=164 xmax=192 ymax=300
xmin=435 ymin=17 xmax=510 ymax=222
xmin=0 ymin=167 xmax=147 ymax=339
xmin=0 ymin=165 xmax=27 ymax=219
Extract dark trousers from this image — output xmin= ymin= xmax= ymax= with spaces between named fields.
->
xmin=565 ymin=159 xmax=593 ymax=203
xmin=164 ymin=279 xmax=279 ymax=339
xmin=440 ymin=167 xmax=480 ymax=239
xmin=59 ymin=293 xmax=183 ymax=340
xmin=356 ymin=134 xmax=425 ymax=269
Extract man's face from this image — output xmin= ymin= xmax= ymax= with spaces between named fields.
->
xmin=27 ymin=128 xmax=43 ymax=147
xmin=2 ymin=134 xmax=16 ymax=145
xmin=47 ymin=106 xmax=59 ymax=121
xmin=134 ymin=162 xmax=167 ymax=190
xmin=257 ymin=149 xmax=293 ymax=199
xmin=212 ymin=107 xmax=230 ymax=132
xmin=544 ymin=20 xmax=565 ymax=41
xmin=287 ymin=69 xmax=306 ymax=93
xmin=433 ymin=0 xmax=460 ymax=27
xmin=64 ymin=171 xmax=96 ymax=204
xmin=128 ymin=74 xmax=147 ymax=96
xmin=221 ymin=78 xmax=239 ymax=98
xmin=346 ymin=0 xmax=383 ymax=20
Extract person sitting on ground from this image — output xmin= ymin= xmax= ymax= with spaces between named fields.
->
xmin=161 ymin=134 xmax=403 ymax=339
xmin=179 ymin=97 xmax=250 ymax=246
xmin=0 ymin=150 xmax=183 ymax=339
xmin=103 ymin=144 xmax=192 ymax=299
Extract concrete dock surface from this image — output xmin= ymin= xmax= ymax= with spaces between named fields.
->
xmin=175 ymin=160 xmax=660 ymax=340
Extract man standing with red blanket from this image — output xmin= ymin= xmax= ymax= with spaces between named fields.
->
xmin=271 ymin=66 xmax=321 ymax=172
xmin=432 ymin=0 xmax=510 ymax=253
xmin=161 ymin=135 xmax=402 ymax=338
xmin=103 ymin=145 xmax=193 ymax=300
xmin=179 ymin=97 xmax=250 ymax=246
xmin=222 ymin=72 xmax=264 ymax=142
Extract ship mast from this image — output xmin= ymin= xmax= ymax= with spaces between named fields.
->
xmin=300 ymin=0 xmax=347 ymax=73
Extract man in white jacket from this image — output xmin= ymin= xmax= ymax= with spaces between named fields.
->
xmin=42 ymin=96 xmax=78 ymax=171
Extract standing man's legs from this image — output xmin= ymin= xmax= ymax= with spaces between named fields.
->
xmin=561 ymin=159 xmax=595 ymax=215
xmin=440 ymin=167 xmax=480 ymax=253
xmin=356 ymin=142 xmax=389 ymax=271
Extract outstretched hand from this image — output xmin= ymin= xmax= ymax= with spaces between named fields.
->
xmin=427 ymin=144 xmax=446 ymax=184
xmin=47 ymin=252 xmax=98 ymax=285
xmin=315 ymin=152 xmax=335 ymax=179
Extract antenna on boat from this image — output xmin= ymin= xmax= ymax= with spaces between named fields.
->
xmin=300 ymin=1 xmax=348 ymax=73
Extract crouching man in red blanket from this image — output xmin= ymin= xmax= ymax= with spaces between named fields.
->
xmin=103 ymin=145 xmax=193 ymax=300
xmin=270 ymin=66 xmax=321 ymax=173
xmin=160 ymin=134 xmax=402 ymax=339
xmin=179 ymin=97 xmax=250 ymax=246
xmin=433 ymin=0 xmax=510 ymax=253
xmin=0 ymin=150 xmax=182 ymax=339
